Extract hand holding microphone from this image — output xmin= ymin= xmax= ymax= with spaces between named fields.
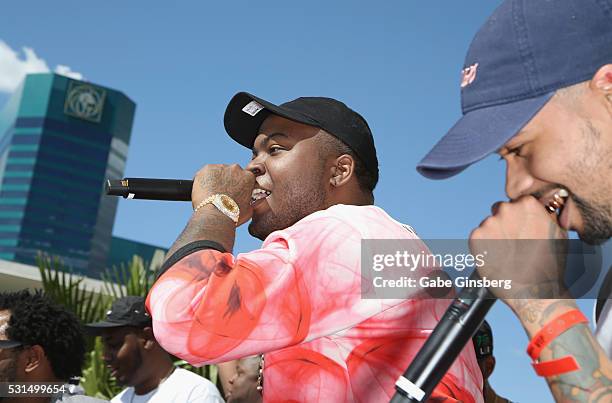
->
xmin=191 ymin=164 xmax=255 ymax=226
xmin=469 ymin=194 xmax=570 ymax=308
xmin=391 ymin=193 xmax=571 ymax=402
xmin=106 ymin=164 xmax=256 ymax=226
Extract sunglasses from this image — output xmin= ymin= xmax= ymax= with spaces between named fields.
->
xmin=0 ymin=340 xmax=23 ymax=349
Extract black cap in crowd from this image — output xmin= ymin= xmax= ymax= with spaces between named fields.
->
xmin=85 ymin=296 xmax=151 ymax=334
xmin=224 ymin=92 xmax=379 ymax=179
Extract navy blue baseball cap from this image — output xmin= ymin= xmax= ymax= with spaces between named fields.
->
xmin=417 ymin=0 xmax=612 ymax=179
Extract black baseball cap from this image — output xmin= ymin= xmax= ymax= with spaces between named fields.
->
xmin=224 ymin=92 xmax=379 ymax=179
xmin=85 ymin=296 xmax=151 ymax=334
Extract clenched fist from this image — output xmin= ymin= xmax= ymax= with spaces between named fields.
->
xmin=469 ymin=196 xmax=569 ymax=309
xmin=192 ymin=164 xmax=255 ymax=226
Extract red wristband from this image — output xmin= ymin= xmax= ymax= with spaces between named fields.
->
xmin=526 ymin=309 xmax=588 ymax=361
xmin=532 ymin=356 xmax=580 ymax=377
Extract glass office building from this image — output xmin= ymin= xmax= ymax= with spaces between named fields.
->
xmin=107 ymin=236 xmax=166 ymax=271
xmin=0 ymin=73 xmax=135 ymax=277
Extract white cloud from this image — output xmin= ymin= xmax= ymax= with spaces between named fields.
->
xmin=0 ymin=41 xmax=48 ymax=92
xmin=0 ymin=40 xmax=85 ymax=93
xmin=54 ymin=64 xmax=83 ymax=81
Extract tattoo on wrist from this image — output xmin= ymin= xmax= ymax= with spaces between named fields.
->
xmin=534 ymin=300 xmax=611 ymax=402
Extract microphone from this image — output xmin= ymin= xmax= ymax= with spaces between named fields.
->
xmin=106 ymin=178 xmax=193 ymax=201
xmin=390 ymin=272 xmax=496 ymax=402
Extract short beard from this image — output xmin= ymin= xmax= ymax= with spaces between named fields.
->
xmin=248 ymin=184 xmax=327 ymax=240
xmin=569 ymin=119 xmax=612 ymax=245
xmin=248 ymin=158 xmax=328 ymax=240
xmin=572 ymin=193 xmax=612 ymax=245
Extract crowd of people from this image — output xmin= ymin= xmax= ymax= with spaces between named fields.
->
xmin=1 ymin=0 xmax=610 ymax=401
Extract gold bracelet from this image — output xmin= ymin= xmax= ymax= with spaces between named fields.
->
xmin=193 ymin=194 xmax=239 ymax=225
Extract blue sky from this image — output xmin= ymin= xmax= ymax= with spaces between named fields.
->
xmin=1 ymin=1 xmax=607 ymax=401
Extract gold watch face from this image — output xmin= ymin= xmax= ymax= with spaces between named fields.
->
xmin=219 ymin=195 xmax=239 ymax=212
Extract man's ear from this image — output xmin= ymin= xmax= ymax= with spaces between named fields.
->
xmin=329 ymin=155 xmax=354 ymax=188
xmin=23 ymin=345 xmax=45 ymax=373
xmin=591 ymin=64 xmax=612 ymax=112
xmin=142 ymin=327 xmax=157 ymax=350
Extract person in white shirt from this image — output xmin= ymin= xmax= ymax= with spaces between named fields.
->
xmin=86 ymin=296 xmax=223 ymax=403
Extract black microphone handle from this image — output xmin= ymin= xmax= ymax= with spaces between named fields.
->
xmin=390 ymin=272 xmax=496 ymax=402
xmin=106 ymin=178 xmax=193 ymax=201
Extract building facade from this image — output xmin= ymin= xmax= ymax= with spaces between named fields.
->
xmin=107 ymin=236 xmax=166 ymax=273
xmin=0 ymin=73 xmax=135 ymax=277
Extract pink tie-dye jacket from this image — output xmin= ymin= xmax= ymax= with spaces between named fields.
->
xmin=146 ymin=205 xmax=483 ymax=402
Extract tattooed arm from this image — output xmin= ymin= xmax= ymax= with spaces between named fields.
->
xmin=513 ymin=299 xmax=612 ymax=403
xmin=164 ymin=164 xmax=255 ymax=258
xmin=469 ymin=197 xmax=611 ymax=402
xmin=165 ymin=204 xmax=236 ymax=256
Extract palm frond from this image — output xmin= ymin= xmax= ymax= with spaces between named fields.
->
xmin=37 ymin=252 xmax=218 ymax=398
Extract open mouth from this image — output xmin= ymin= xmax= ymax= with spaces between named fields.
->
xmin=250 ymin=188 xmax=271 ymax=206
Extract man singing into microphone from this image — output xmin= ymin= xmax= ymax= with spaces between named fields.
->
xmin=146 ymin=93 xmax=483 ymax=401
xmin=417 ymin=0 xmax=611 ymax=401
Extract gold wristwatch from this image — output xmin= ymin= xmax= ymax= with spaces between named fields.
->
xmin=194 ymin=194 xmax=240 ymax=225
